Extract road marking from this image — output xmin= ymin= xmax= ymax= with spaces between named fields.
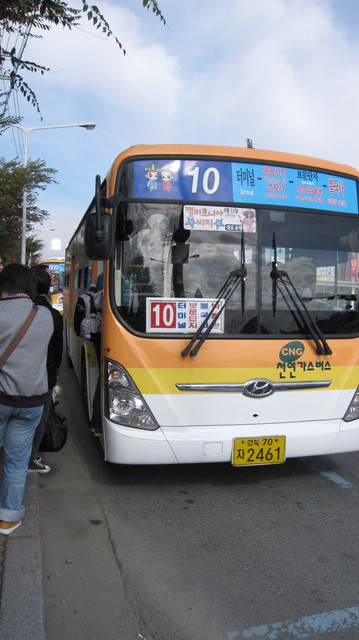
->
xmin=303 ymin=459 xmax=353 ymax=488
xmin=227 ymin=606 xmax=359 ymax=639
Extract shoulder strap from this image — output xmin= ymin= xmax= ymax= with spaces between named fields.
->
xmin=86 ymin=291 xmax=96 ymax=314
xmin=0 ymin=305 xmax=38 ymax=370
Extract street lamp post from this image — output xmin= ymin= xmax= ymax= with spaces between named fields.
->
xmin=9 ymin=122 xmax=96 ymax=264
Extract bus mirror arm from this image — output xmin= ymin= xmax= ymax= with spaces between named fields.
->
xmin=95 ymin=174 xmax=102 ymax=232
xmin=94 ymin=173 xmax=106 ymax=244
xmin=104 ymin=193 xmax=122 ymax=209
xmin=95 ymin=175 xmax=122 ymax=216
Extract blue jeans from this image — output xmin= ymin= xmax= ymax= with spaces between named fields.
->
xmin=0 ymin=404 xmax=43 ymax=522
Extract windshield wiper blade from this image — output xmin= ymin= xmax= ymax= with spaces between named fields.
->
xmin=182 ymin=233 xmax=247 ymax=357
xmin=181 ymin=268 xmax=246 ymax=357
xmin=271 ymin=233 xmax=332 ymax=356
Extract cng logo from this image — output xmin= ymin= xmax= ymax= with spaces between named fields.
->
xmin=279 ymin=341 xmax=305 ymax=363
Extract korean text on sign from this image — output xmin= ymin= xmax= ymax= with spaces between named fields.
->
xmin=146 ymin=298 xmax=225 ymax=333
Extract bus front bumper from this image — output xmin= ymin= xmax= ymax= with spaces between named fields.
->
xmin=102 ymin=417 xmax=359 ymax=465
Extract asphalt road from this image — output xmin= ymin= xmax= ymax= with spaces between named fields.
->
xmin=39 ymin=359 xmax=359 ymax=640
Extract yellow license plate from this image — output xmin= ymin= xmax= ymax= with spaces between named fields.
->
xmin=232 ymin=436 xmax=286 ymax=466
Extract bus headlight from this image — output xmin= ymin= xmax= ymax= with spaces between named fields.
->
xmin=343 ymin=387 xmax=359 ymax=422
xmin=105 ymin=359 xmax=159 ymax=430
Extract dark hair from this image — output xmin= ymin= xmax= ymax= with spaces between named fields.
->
xmin=30 ymin=265 xmax=51 ymax=296
xmin=0 ymin=263 xmax=33 ymax=296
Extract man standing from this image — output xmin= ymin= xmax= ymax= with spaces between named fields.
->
xmin=0 ymin=264 xmax=53 ymax=535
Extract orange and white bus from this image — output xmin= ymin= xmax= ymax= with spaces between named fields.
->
xmin=63 ymin=143 xmax=359 ymax=466
xmin=38 ymin=257 xmax=65 ymax=314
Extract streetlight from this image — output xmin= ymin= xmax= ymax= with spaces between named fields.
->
xmin=9 ymin=122 xmax=96 ymax=264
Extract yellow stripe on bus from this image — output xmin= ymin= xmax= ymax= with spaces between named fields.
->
xmin=128 ymin=366 xmax=359 ymax=395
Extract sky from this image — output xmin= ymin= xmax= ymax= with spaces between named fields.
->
xmin=1 ymin=0 xmax=359 ymax=260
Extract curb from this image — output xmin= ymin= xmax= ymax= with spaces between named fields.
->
xmin=0 ymin=472 xmax=46 ymax=640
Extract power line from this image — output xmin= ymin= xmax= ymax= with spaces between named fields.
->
xmin=1 ymin=21 xmax=33 ymax=120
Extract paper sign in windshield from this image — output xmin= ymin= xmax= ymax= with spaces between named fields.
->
xmin=184 ymin=205 xmax=256 ymax=233
xmin=146 ymin=298 xmax=225 ymax=333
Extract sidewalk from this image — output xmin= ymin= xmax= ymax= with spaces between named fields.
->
xmin=0 ymin=471 xmax=46 ymax=640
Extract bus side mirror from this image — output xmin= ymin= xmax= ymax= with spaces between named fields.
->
xmin=85 ymin=211 xmax=113 ymax=260
xmin=84 ymin=174 xmax=113 ymax=260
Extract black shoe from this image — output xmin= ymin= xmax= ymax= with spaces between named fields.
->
xmin=29 ymin=458 xmax=51 ymax=473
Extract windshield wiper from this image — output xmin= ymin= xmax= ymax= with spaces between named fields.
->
xmin=182 ymin=232 xmax=247 ymax=357
xmin=271 ymin=233 xmax=332 ymax=356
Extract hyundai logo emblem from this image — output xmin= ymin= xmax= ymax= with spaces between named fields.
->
xmin=243 ymin=379 xmax=275 ymax=398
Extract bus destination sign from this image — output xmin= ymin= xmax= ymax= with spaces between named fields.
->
xmin=133 ymin=159 xmax=358 ymax=214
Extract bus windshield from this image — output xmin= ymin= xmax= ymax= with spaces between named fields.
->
xmin=113 ymin=202 xmax=359 ymax=338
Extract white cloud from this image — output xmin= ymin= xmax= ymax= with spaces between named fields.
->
xmin=27 ymin=3 xmax=183 ymax=139
xmin=166 ymin=0 xmax=359 ymax=166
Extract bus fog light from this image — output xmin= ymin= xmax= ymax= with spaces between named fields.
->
xmin=106 ymin=359 xmax=159 ymax=430
xmin=343 ymin=387 xmax=359 ymax=422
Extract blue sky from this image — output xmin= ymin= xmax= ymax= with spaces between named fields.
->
xmin=2 ymin=0 xmax=359 ymax=260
